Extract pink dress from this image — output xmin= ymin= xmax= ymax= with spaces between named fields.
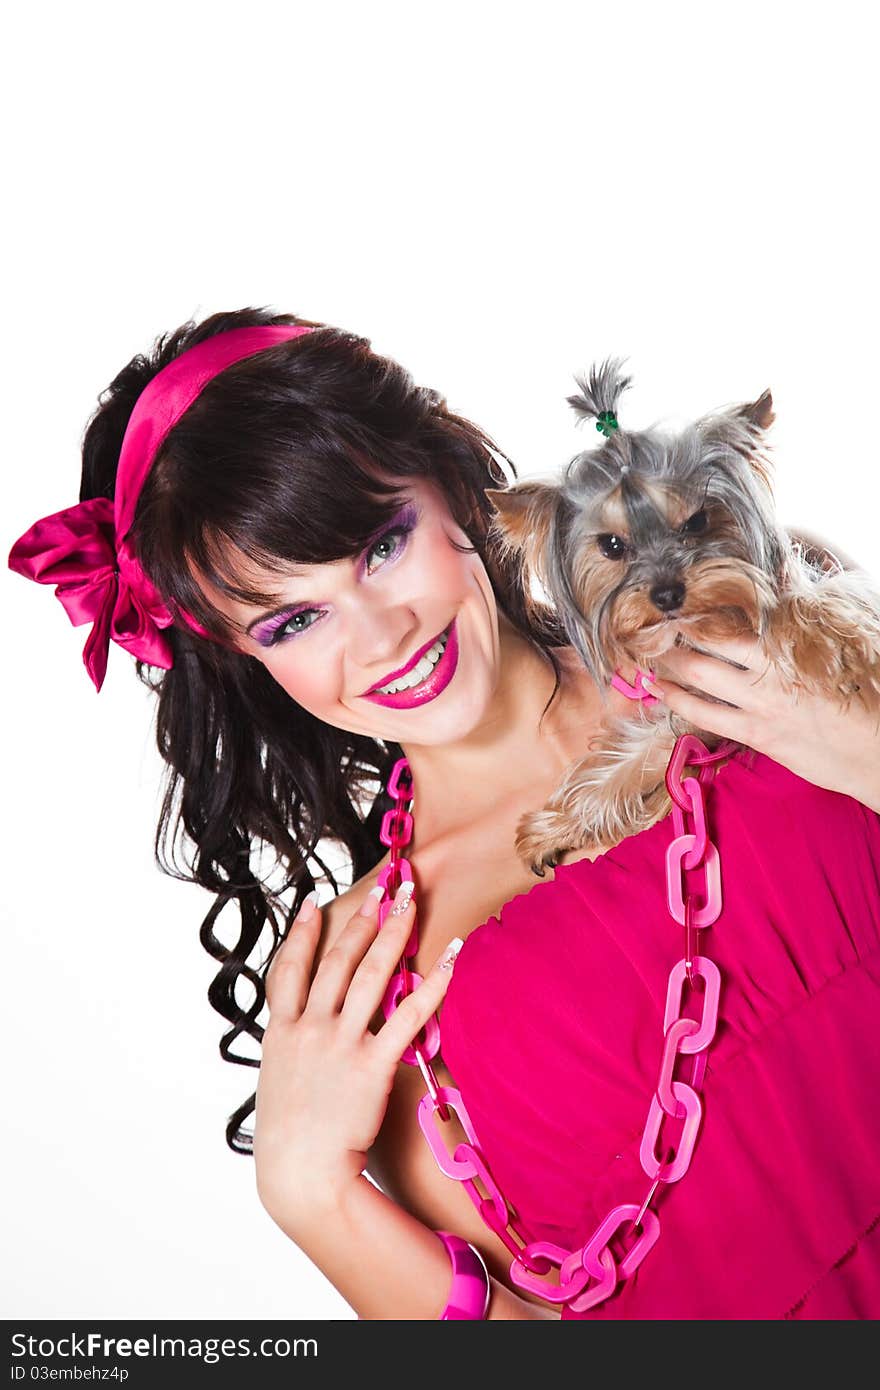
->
xmin=439 ymin=751 xmax=880 ymax=1319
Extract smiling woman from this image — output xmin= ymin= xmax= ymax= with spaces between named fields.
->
xmin=8 ymin=306 xmax=880 ymax=1322
xmin=7 ymin=308 xmax=564 ymax=1154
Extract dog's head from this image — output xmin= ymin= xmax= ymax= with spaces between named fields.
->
xmin=488 ymin=359 xmax=785 ymax=684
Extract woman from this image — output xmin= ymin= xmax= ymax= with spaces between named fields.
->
xmin=9 ymin=308 xmax=880 ymax=1319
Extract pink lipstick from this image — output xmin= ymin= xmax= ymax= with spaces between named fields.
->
xmin=359 ymin=620 xmax=459 ymax=709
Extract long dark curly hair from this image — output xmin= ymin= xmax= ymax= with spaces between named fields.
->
xmin=79 ymin=306 xmax=567 ymax=1152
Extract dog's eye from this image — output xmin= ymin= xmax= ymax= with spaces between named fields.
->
xmin=681 ymin=509 xmax=708 ymax=535
xmin=597 ymin=533 xmax=629 ymax=560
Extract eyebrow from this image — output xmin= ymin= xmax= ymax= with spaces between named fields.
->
xmin=244 ymin=500 xmax=417 ymax=637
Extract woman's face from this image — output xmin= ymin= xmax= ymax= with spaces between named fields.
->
xmin=203 ymin=479 xmax=503 ymax=746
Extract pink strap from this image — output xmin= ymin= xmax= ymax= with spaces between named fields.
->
xmin=112 ymin=325 xmax=311 ymax=540
xmin=8 ymin=324 xmax=312 ymax=690
xmin=435 ymin=1231 xmax=491 ymax=1320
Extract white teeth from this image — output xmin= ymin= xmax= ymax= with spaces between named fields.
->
xmin=376 ymin=632 xmax=448 ymax=694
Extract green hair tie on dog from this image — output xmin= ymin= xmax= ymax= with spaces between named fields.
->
xmin=596 ymin=410 xmax=619 ymax=437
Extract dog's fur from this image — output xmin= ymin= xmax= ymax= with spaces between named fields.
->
xmin=488 ymin=360 xmax=880 ymax=875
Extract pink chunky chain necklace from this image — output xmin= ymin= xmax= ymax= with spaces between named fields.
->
xmin=375 ymin=734 xmax=735 ymax=1312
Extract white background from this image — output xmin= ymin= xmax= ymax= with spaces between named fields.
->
xmin=3 ymin=1 xmax=877 ymax=1321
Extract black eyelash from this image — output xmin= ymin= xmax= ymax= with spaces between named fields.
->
xmin=266 ymin=609 xmax=320 ymax=645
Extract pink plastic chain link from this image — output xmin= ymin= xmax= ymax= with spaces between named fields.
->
xmin=610 ymin=668 xmax=660 ymax=705
xmin=376 ymin=737 xmax=734 ymax=1313
xmin=378 ymin=759 xmax=449 ymax=1119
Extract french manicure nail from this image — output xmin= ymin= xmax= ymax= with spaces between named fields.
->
xmin=391 ymin=880 xmax=415 ymax=915
xmin=296 ymin=889 xmax=320 ymax=922
xmin=360 ymin=885 xmax=386 ymax=917
xmin=438 ymin=937 xmax=464 ymax=971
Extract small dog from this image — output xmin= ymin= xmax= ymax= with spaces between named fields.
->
xmin=488 ymin=360 xmax=880 ymax=875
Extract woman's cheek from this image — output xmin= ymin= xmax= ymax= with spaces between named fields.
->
xmin=429 ymin=532 xmax=476 ymax=598
xmin=260 ymin=640 xmax=344 ymax=719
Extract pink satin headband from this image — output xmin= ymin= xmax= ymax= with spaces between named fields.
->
xmin=8 ymin=324 xmax=313 ymax=691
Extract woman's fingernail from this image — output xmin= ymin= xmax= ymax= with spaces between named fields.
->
xmin=296 ymin=889 xmax=320 ymax=922
xmin=391 ymin=880 xmax=415 ymax=915
xmin=642 ymin=677 xmax=664 ymax=698
xmin=359 ymin=885 xmax=386 ymax=917
xmin=437 ymin=937 xmax=464 ymax=971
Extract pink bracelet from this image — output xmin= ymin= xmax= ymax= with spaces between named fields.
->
xmin=435 ymin=1231 xmax=491 ymax=1320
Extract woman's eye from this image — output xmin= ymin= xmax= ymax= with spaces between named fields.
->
xmin=681 ymin=509 xmax=708 ymax=535
xmin=597 ymin=533 xmax=629 ymax=560
xmin=364 ymin=524 xmax=411 ymax=575
xmin=269 ymin=609 xmax=323 ymax=645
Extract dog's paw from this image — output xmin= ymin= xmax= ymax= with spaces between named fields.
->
xmin=515 ymin=807 xmax=574 ymax=878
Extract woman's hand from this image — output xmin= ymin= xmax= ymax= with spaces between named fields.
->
xmin=253 ymin=881 xmax=460 ymax=1238
xmin=646 ymin=635 xmax=880 ymax=813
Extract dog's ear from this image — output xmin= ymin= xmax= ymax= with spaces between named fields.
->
xmin=740 ymin=389 xmax=775 ymax=431
xmin=698 ymin=388 xmax=775 ymax=492
xmin=485 ymin=483 xmax=560 ymax=569
xmin=486 ymin=483 xmax=565 ymax=633
xmin=700 ymin=389 xmax=775 ymax=442
xmin=733 ymin=389 xmax=775 ymax=490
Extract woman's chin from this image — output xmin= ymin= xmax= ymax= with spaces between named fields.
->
xmin=379 ymin=667 xmax=495 ymax=746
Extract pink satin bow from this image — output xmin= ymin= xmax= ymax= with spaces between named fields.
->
xmin=8 ymin=496 xmax=177 ymax=692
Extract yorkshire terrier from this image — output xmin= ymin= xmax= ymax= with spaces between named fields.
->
xmin=488 ymin=360 xmax=880 ymax=876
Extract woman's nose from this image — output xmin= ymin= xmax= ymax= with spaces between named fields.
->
xmin=345 ymin=599 xmax=420 ymax=679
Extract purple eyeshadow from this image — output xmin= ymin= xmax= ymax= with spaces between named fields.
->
xmin=357 ymin=502 xmax=419 ymax=574
xmin=252 ymin=603 xmax=315 ymax=646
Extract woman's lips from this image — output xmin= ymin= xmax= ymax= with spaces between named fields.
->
xmin=363 ymin=626 xmax=445 ymax=695
xmin=359 ymin=620 xmax=459 ymax=709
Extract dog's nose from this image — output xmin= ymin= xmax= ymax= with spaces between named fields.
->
xmin=650 ymin=580 xmax=685 ymax=612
